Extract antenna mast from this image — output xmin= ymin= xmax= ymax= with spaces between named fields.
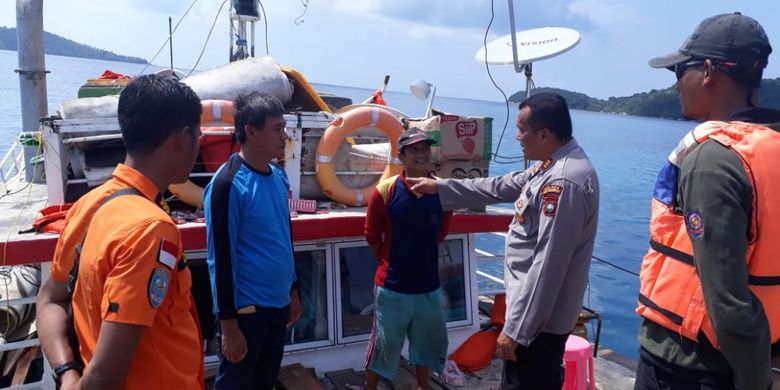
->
xmin=229 ymin=0 xmax=260 ymax=62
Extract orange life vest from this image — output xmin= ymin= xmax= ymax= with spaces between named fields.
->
xmin=636 ymin=120 xmax=780 ymax=349
xmin=30 ymin=204 xmax=73 ymax=234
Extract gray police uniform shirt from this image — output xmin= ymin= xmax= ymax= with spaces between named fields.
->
xmin=437 ymin=139 xmax=599 ymax=346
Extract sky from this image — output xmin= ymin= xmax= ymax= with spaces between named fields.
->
xmin=3 ymin=0 xmax=780 ymax=101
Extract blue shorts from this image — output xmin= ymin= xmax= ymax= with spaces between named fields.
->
xmin=364 ymin=287 xmax=448 ymax=380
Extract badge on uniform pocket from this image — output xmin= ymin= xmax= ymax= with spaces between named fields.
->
xmin=148 ymin=268 xmax=171 ymax=308
xmin=514 ymin=198 xmax=526 ymax=224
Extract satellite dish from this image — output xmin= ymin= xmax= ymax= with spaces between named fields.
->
xmin=476 ymin=27 xmax=581 ymax=65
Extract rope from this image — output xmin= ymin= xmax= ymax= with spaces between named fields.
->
xmin=483 ymin=0 xmax=525 ymax=165
xmin=136 ymin=0 xmax=200 ymax=76
xmin=592 ymin=254 xmax=639 ymax=276
xmin=186 ymin=0 xmax=229 ymax=78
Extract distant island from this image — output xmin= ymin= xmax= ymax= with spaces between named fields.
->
xmin=510 ymin=78 xmax=780 ymax=120
xmin=0 ymin=26 xmax=148 ymax=64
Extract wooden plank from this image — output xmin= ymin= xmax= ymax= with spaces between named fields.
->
xmin=277 ymin=363 xmax=325 ymax=390
xmin=398 ymin=358 xmax=449 ymax=390
xmin=325 ymin=369 xmax=365 ymax=390
xmin=392 ymin=361 xmax=420 ymax=390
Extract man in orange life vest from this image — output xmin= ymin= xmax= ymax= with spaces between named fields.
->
xmin=635 ymin=13 xmax=780 ymax=390
xmin=36 ymin=74 xmax=204 ymax=390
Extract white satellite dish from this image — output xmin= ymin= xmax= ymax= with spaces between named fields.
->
xmin=476 ymin=27 xmax=581 ymax=65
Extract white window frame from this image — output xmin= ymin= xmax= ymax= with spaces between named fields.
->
xmin=285 ymin=243 xmax=335 ymax=352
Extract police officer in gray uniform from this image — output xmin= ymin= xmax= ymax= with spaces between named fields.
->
xmin=409 ymin=92 xmax=599 ymax=389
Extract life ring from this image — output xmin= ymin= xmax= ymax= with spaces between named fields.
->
xmin=201 ymin=99 xmax=235 ymax=125
xmin=169 ymin=100 xmax=235 ymax=208
xmin=316 ymin=106 xmax=404 ymax=206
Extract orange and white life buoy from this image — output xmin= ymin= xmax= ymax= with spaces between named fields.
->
xmin=201 ymin=99 xmax=235 ymax=125
xmin=316 ymin=106 xmax=404 ymax=206
xmin=169 ymin=100 xmax=236 ymax=208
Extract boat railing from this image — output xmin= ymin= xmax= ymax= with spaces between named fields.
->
xmin=0 ymin=140 xmax=26 ymax=190
xmin=472 ymin=231 xmax=603 ymax=356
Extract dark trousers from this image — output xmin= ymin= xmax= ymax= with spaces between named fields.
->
xmin=501 ymin=332 xmax=568 ymax=390
xmin=214 ymin=305 xmax=290 ymax=390
xmin=634 ymin=348 xmax=735 ymax=390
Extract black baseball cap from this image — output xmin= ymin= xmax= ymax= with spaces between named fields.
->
xmin=649 ymin=12 xmax=772 ymax=70
xmin=398 ymin=127 xmax=436 ymax=151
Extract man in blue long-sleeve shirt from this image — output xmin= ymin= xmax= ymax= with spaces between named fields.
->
xmin=205 ymin=92 xmax=301 ymax=390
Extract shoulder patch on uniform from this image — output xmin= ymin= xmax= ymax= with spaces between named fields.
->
xmin=541 ymin=184 xmax=563 ymax=195
xmin=685 ymin=210 xmax=704 ymax=237
xmin=148 ymin=268 xmax=171 ymax=308
xmin=542 ymin=184 xmax=562 ymax=217
xmin=533 ymin=159 xmax=553 ymax=175
xmin=157 ymin=238 xmax=178 ymax=269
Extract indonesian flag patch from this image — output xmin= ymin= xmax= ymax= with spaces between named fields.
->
xmin=158 ymin=239 xmax=179 ymax=269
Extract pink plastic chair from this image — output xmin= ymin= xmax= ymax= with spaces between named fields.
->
xmin=563 ymin=335 xmax=595 ymax=390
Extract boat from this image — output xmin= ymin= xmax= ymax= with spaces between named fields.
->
xmin=1 ymin=0 xmax=636 ymax=389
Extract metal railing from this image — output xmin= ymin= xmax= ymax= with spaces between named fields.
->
xmin=0 ymin=141 xmax=26 ymax=189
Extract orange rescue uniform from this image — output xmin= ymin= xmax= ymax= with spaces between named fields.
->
xmin=50 ymin=164 xmax=203 ymax=389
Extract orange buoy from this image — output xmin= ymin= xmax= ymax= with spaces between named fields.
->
xmin=315 ymin=106 xmax=404 ymax=206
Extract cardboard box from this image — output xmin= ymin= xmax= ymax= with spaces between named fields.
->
xmin=409 ymin=113 xmax=492 ymax=161
xmin=432 ymin=159 xmax=490 ymax=180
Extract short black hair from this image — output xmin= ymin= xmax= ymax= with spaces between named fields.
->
xmin=118 ymin=74 xmax=201 ymax=156
xmin=518 ymin=92 xmax=573 ymax=141
xmin=233 ymin=92 xmax=286 ymax=144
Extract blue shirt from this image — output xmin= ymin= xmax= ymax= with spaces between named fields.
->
xmin=205 ymin=153 xmax=296 ymax=319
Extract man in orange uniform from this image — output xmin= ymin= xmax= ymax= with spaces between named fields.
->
xmin=37 ymin=74 xmax=204 ymax=389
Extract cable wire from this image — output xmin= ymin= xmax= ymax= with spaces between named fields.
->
xmin=258 ymin=0 xmax=270 ymax=55
xmin=483 ymin=0 xmax=525 ymax=164
xmin=295 ymin=0 xmax=310 ymax=26
xmin=136 ymin=0 xmax=200 ymax=76
xmin=186 ymin=0 xmax=229 ymax=78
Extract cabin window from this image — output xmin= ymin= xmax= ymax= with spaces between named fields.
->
xmin=335 ymin=235 xmax=472 ymax=343
xmin=285 ymin=245 xmax=335 ymax=351
xmin=336 ymin=243 xmax=379 ymax=343
xmin=439 ymin=237 xmax=470 ymax=325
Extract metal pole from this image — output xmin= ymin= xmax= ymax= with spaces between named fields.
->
xmin=168 ymin=16 xmax=174 ymax=72
xmin=507 ymin=0 xmax=523 ymax=74
xmin=15 ymin=0 xmax=49 ymax=183
xmin=15 ymin=0 xmax=48 ymax=133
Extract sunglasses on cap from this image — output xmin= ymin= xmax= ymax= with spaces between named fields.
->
xmin=674 ymin=61 xmax=704 ymax=80
xmin=674 ymin=60 xmax=739 ymax=80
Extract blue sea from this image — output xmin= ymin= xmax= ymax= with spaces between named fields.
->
xmin=0 ymin=49 xmax=692 ymax=360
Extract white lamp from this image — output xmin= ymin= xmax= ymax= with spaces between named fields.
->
xmin=409 ymin=79 xmax=436 ymax=118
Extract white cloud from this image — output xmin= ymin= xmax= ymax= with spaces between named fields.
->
xmin=328 ymin=0 xmax=384 ymax=14
xmin=566 ymin=0 xmax=639 ymax=29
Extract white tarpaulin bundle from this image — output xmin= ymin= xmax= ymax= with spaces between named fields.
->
xmin=59 ymin=95 xmax=119 ymax=119
xmin=182 ymin=56 xmax=293 ymax=103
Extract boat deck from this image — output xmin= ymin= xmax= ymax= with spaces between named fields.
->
xmin=0 ymin=176 xmax=49 ymax=260
xmin=210 ymin=347 xmax=636 ymax=389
